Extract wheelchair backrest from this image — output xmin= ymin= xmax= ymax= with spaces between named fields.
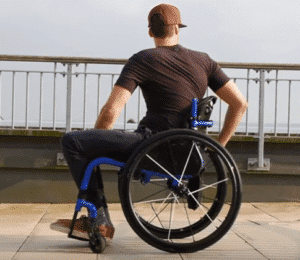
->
xmin=189 ymin=95 xmax=217 ymax=130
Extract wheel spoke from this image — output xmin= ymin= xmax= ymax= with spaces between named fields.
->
xmin=149 ymin=203 xmax=165 ymax=228
xmin=146 ymin=154 xmax=182 ymax=184
xmin=148 ymin=194 xmax=175 ymax=227
xmin=187 ymin=191 xmax=219 ymax=229
xmin=194 ymin=142 xmax=204 ymax=168
xmin=134 ymin=192 xmax=174 ymax=205
xmin=179 ymin=142 xmax=195 ymax=182
xmin=189 ymin=178 xmax=229 ymax=195
xmin=173 ymin=196 xmax=196 ymax=242
xmin=168 ymin=197 xmax=176 ymax=241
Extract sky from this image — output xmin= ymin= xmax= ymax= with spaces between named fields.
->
xmin=1 ymin=0 xmax=300 ymax=63
xmin=0 ymin=0 xmax=299 ymax=132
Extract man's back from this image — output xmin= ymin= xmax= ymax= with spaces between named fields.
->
xmin=116 ymin=45 xmax=229 ymax=131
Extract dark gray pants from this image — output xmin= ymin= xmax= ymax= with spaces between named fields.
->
xmin=61 ymin=129 xmax=145 ymax=209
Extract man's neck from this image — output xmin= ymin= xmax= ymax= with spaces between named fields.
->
xmin=154 ymin=36 xmax=179 ymax=47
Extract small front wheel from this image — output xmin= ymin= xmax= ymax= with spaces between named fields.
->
xmin=89 ymin=229 xmax=106 ymax=253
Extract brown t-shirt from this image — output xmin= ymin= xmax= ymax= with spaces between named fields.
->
xmin=116 ymin=44 xmax=230 ymax=131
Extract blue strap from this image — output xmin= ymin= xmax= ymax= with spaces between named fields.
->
xmin=192 ymin=120 xmax=214 ymax=127
xmin=191 ymin=98 xmax=198 ymax=118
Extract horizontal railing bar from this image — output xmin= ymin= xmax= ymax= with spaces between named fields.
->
xmin=0 ymin=70 xmax=121 ymax=77
xmin=231 ymin=77 xmax=259 ymax=80
xmin=0 ymin=55 xmax=128 ymax=65
xmin=73 ymin=72 xmax=120 ymax=76
xmin=220 ymin=62 xmax=300 ymax=70
xmin=1 ymin=55 xmax=300 ymax=70
xmin=0 ymin=70 xmax=65 ymax=74
xmin=266 ymin=79 xmax=300 ymax=82
xmin=234 ymin=78 xmax=300 ymax=82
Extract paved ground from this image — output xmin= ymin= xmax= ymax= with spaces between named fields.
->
xmin=0 ymin=203 xmax=299 ymax=260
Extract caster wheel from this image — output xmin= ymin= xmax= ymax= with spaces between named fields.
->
xmin=89 ymin=230 xmax=106 ymax=253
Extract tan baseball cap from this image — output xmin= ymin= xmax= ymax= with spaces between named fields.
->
xmin=148 ymin=4 xmax=187 ymax=28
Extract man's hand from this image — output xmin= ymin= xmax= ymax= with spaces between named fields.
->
xmin=94 ymin=85 xmax=132 ymax=129
xmin=215 ymin=81 xmax=248 ymax=147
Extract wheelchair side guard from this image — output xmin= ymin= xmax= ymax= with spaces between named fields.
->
xmin=70 ymin=158 xmax=126 ymax=242
xmin=72 ymin=157 xmax=125 ymax=227
xmin=80 ymin=157 xmax=125 ymax=191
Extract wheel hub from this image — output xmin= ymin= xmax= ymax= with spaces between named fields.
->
xmin=167 ymin=179 xmax=188 ymax=197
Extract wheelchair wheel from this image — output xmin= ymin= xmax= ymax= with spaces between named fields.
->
xmin=119 ymin=129 xmax=242 ymax=253
xmin=89 ymin=229 xmax=106 ymax=253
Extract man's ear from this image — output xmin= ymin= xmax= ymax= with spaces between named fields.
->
xmin=175 ymin=25 xmax=179 ymax=35
xmin=149 ymin=29 xmax=154 ymax=38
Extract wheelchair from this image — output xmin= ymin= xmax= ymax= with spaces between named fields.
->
xmin=68 ymin=96 xmax=243 ymax=253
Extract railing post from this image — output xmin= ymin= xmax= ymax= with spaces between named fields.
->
xmin=39 ymin=72 xmax=43 ymax=130
xmin=53 ymin=63 xmax=57 ymax=130
xmin=0 ymin=71 xmax=2 ymax=124
xmin=248 ymin=69 xmax=270 ymax=171
xmin=66 ymin=63 xmax=72 ymax=132
xmin=11 ymin=71 xmax=15 ymax=129
xmin=258 ymin=69 xmax=265 ymax=168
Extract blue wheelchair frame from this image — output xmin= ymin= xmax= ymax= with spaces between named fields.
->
xmin=68 ymin=98 xmax=214 ymax=240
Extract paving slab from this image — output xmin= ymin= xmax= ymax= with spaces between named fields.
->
xmin=13 ymin=251 xmax=97 ymax=260
xmin=0 ymin=204 xmax=51 ymax=260
xmin=233 ymin=221 xmax=300 ymax=259
xmin=39 ymin=203 xmax=78 ymax=221
xmin=0 ymin=235 xmax=28 ymax=260
xmin=0 ymin=203 xmax=300 ymax=260
xmin=181 ymin=249 xmax=267 ymax=260
xmin=0 ymin=204 xmax=50 ymax=236
xmin=236 ymin=203 xmax=279 ymax=222
xmin=252 ymin=202 xmax=300 ymax=221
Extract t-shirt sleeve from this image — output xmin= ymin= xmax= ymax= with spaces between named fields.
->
xmin=207 ymin=56 xmax=230 ymax=92
xmin=115 ymin=53 xmax=148 ymax=93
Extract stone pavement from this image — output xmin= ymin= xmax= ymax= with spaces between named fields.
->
xmin=0 ymin=203 xmax=299 ymax=260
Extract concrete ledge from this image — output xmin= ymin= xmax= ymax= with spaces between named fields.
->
xmin=0 ymin=168 xmax=299 ymax=203
xmin=1 ymin=128 xmax=300 ymax=143
xmin=0 ymin=128 xmax=65 ymax=137
xmin=210 ymin=133 xmax=300 ymax=143
xmin=0 ymin=130 xmax=299 ymax=175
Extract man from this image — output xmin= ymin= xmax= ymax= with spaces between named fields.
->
xmin=51 ymin=4 xmax=248 ymax=241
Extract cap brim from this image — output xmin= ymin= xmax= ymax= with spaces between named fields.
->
xmin=179 ymin=24 xmax=187 ymax=28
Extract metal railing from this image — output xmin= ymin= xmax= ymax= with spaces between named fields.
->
xmin=1 ymin=54 xmax=300 ymax=171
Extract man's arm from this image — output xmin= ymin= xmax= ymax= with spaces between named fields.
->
xmin=94 ymin=85 xmax=132 ymax=129
xmin=215 ymin=80 xmax=248 ymax=147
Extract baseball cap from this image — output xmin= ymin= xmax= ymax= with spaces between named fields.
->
xmin=148 ymin=4 xmax=187 ymax=28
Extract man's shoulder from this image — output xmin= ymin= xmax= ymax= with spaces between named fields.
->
xmin=184 ymin=47 xmax=218 ymax=67
xmin=183 ymin=47 xmax=209 ymax=59
xmin=134 ymin=47 xmax=158 ymax=56
xmin=128 ymin=48 xmax=157 ymax=63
